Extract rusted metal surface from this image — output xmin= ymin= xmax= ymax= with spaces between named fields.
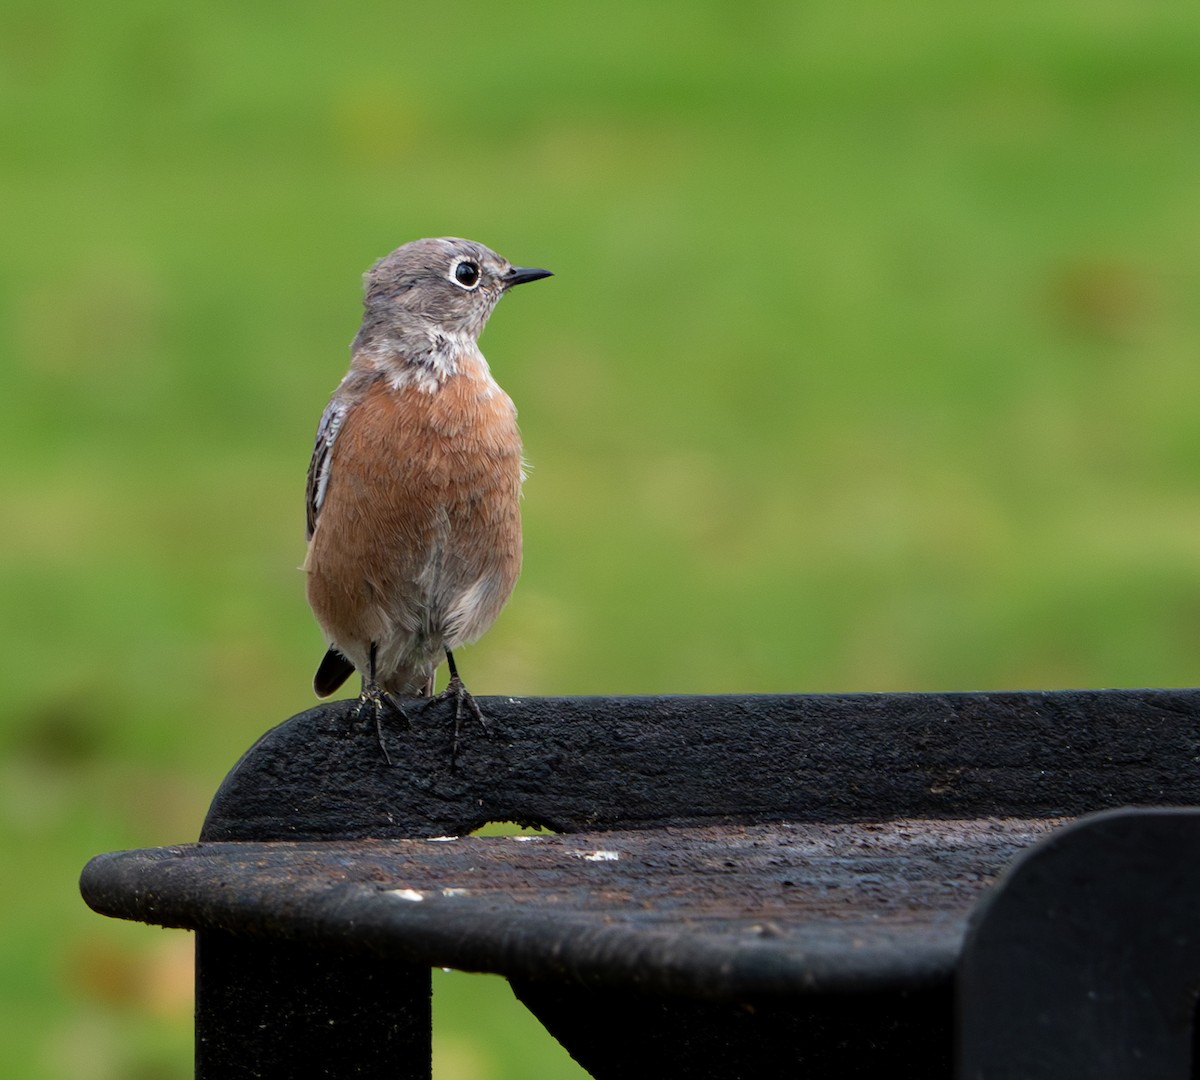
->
xmin=83 ymin=817 xmax=1061 ymax=997
xmin=200 ymin=690 xmax=1200 ymax=841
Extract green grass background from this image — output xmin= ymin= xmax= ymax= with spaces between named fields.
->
xmin=4 ymin=1 xmax=1200 ymax=1076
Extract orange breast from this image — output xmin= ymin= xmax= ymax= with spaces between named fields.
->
xmin=304 ymin=365 xmax=523 ymax=652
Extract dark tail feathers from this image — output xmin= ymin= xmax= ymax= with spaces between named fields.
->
xmin=314 ymin=647 xmax=355 ymax=697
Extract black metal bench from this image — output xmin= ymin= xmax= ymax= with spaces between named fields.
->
xmin=80 ymin=690 xmax=1200 ymax=1078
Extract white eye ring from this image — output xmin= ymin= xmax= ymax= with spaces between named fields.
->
xmin=450 ymin=259 xmax=481 ymax=290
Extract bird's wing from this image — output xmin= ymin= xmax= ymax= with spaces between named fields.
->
xmin=306 ymin=396 xmax=349 ymax=540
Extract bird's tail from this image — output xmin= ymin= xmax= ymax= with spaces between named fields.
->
xmin=313 ymin=647 xmax=356 ymax=697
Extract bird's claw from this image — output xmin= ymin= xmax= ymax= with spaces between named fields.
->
xmin=355 ymin=682 xmax=411 ymax=765
xmin=424 ymin=675 xmax=490 ymax=766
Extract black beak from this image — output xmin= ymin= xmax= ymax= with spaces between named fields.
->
xmin=503 ymin=266 xmax=553 ymax=287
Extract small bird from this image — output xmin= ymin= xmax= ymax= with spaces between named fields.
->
xmin=303 ymin=237 xmax=551 ymax=757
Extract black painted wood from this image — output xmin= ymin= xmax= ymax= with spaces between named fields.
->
xmin=195 ymin=932 xmax=430 ymax=1080
xmin=79 ymin=690 xmax=1200 ymax=1079
xmin=201 ymin=690 xmax=1200 ymax=842
xmin=81 ymin=819 xmax=1060 ymax=998
xmin=511 ymin=980 xmax=954 ymax=1080
xmin=959 ymin=808 xmax=1200 ymax=1080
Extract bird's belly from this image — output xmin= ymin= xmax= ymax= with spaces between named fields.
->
xmin=304 ymin=375 xmax=523 ymax=674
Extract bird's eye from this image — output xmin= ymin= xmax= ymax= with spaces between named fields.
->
xmin=453 ymin=260 xmax=481 ymax=288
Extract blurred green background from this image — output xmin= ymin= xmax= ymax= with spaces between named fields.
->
xmin=4 ymin=0 xmax=1200 ymax=1076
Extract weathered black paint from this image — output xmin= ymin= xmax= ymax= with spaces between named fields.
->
xmin=202 ymin=690 xmax=1200 ymax=841
xmin=196 ymin=931 xmax=431 ymax=1080
xmin=82 ymin=819 xmax=1062 ymax=997
xmin=78 ymin=689 xmax=1200 ymax=1078
xmin=959 ymin=808 xmax=1200 ymax=1080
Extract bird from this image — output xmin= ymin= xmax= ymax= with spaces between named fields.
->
xmin=302 ymin=237 xmax=552 ymax=759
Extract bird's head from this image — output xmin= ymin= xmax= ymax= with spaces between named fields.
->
xmin=356 ymin=237 xmax=552 ymax=350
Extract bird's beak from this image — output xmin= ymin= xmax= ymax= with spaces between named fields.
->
xmin=503 ymin=266 xmax=553 ymax=288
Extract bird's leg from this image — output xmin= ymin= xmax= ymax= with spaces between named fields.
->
xmin=425 ymin=648 xmax=490 ymax=764
xmin=354 ymin=642 xmax=410 ymax=765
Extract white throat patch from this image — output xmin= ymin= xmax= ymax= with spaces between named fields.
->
xmin=361 ymin=331 xmax=485 ymax=394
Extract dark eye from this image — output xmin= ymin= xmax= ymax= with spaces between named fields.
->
xmin=453 ymin=260 xmax=480 ymax=288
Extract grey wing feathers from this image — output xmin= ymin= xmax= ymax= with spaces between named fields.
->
xmin=305 ymin=398 xmax=348 ymax=540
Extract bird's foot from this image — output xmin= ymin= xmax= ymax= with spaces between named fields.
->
xmin=354 ymin=681 xmax=411 ymax=765
xmin=424 ymin=674 xmax=490 ymax=766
